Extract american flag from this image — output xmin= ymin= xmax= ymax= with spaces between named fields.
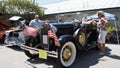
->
xmin=48 ymin=30 xmax=60 ymax=47
xmin=23 ymin=26 xmax=38 ymax=37
xmin=22 ymin=25 xmax=60 ymax=47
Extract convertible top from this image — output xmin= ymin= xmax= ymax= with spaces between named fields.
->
xmin=9 ymin=16 xmax=24 ymax=21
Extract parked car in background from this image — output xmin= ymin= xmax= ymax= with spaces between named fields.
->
xmin=3 ymin=16 xmax=26 ymax=44
xmin=0 ymin=20 xmax=9 ymax=43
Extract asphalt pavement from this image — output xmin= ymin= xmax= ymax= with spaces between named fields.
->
xmin=0 ymin=44 xmax=120 ymax=68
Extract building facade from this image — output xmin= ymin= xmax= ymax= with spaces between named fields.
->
xmin=42 ymin=0 xmax=120 ymax=28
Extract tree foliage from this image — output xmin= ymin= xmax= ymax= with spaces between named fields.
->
xmin=0 ymin=0 xmax=44 ymax=19
xmin=0 ymin=0 xmax=4 ymax=14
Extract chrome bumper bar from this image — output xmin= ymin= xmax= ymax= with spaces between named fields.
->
xmin=18 ymin=45 xmax=58 ymax=58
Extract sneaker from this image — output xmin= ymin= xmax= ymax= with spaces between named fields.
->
xmin=99 ymin=52 xmax=105 ymax=55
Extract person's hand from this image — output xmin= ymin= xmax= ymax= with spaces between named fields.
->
xmin=102 ymin=26 xmax=107 ymax=30
xmin=90 ymin=20 xmax=97 ymax=25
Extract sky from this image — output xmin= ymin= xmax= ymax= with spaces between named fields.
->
xmin=35 ymin=0 xmax=66 ymax=6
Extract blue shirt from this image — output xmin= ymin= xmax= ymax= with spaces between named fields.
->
xmin=29 ymin=19 xmax=43 ymax=29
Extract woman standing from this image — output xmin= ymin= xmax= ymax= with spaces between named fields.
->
xmin=97 ymin=11 xmax=108 ymax=55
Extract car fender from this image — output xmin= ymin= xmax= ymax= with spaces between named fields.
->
xmin=59 ymin=35 xmax=82 ymax=50
xmin=73 ymin=28 xmax=86 ymax=50
xmin=73 ymin=28 xmax=81 ymax=37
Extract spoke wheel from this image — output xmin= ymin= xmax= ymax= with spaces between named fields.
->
xmin=59 ymin=41 xmax=76 ymax=67
xmin=79 ymin=32 xmax=86 ymax=46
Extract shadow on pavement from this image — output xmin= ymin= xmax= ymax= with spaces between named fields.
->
xmin=105 ymin=47 xmax=120 ymax=60
xmin=0 ymin=43 xmax=23 ymax=52
xmin=26 ymin=47 xmax=112 ymax=68
xmin=27 ymin=57 xmax=63 ymax=68
xmin=107 ymin=54 xmax=120 ymax=60
xmin=6 ymin=45 xmax=23 ymax=52
xmin=70 ymin=47 xmax=112 ymax=68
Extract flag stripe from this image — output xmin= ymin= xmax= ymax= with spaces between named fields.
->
xmin=48 ymin=31 xmax=60 ymax=46
xmin=23 ymin=26 xmax=38 ymax=37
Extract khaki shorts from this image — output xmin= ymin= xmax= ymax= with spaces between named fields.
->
xmin=97 ymin=30 xmax=108 ymax=44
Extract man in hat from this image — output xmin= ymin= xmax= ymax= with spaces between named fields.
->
xmin=29 ymin=14 xmax=43 ymax=29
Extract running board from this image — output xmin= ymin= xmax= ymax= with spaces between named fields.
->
xmin=18 ymin=45 xmax=58 ymax=58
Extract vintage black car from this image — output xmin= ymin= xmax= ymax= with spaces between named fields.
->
xmin=5 ymin=21 xmax=99 ymax=67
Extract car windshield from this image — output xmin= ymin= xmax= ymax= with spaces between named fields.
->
xmin=8 ymin=20 xmax=24 ymax=28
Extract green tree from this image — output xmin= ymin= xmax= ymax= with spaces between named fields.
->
xmin=0 ymin=1 xmax=2 ymax=13
xmin=1 ymin=0 xmax=44 ymax=19
xmin=0 ymin=0 xmax=5 ymax=14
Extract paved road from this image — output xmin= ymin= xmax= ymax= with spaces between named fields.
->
xmin=0 ymin=44 xmax=120 ymax=68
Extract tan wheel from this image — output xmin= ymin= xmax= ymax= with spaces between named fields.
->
xmin=59 ymin=41 xmax=76 ymax=67
xmin=79 ymin=32 xmax=86 ymax=46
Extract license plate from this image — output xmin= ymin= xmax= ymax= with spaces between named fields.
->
xmin=39 ymin=50 xmax=47 ymax=59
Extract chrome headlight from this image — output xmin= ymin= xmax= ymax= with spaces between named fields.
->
xmin=18 ymin=31 xmax=24 ymax=38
